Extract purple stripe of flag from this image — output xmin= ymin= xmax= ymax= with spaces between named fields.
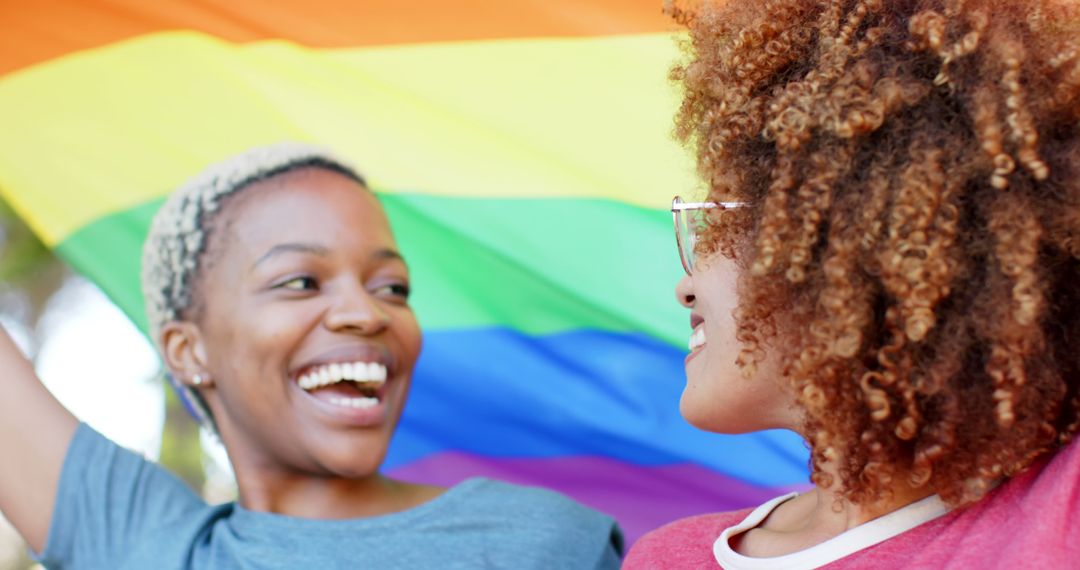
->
xmin=389 ymin=451 xmax=810 ymax=546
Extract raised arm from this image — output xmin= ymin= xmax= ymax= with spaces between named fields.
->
xmin=0 ymin=326 xmax=78 ymax=553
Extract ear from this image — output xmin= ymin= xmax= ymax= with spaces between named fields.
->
xmin=160 ymin=321 xmax=212 ymax=388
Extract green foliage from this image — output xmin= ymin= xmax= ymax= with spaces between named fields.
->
xmin=0 ymin=196 xmax=65 ymax=331
xmin=0 ymin=198 xmax=52 ymax=283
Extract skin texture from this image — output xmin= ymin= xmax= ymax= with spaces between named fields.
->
xmin=675 ymin=254 xmax=796 ymax=434
xmin=0 ymin=331 xmax=77 ymax=553
xmin=160 ymin=167 xmax=441 ymax=517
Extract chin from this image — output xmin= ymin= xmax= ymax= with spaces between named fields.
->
xmin=679 ymin=396 xmax=716 ymax=432
xmin=315 ymin=448 xmax=387 ymax=479
xmin=680 ymin=397 xmax=751 ymax=434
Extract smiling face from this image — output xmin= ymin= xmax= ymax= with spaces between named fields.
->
xmin=177 ymin=167 xmax=421 ymax=482
xmin=675 ymin=253 xmax=799 ymax=434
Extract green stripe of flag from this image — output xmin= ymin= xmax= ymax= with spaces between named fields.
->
xmin=55 ymin=193 xmax=687 ymax=347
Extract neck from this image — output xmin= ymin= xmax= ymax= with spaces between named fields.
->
xmin=733 ymin=459 xmax=934 ymax=557
xmin=232 ymin=464 xmax=443 ymax=520
xmin=238 ymin=472 xmax=375 ymax=517
xmin=209 ymin=416 xmax=445 ymax=519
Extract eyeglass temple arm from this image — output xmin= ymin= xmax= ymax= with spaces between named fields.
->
xmin=671 ymin=200 xmax=749 ymax=211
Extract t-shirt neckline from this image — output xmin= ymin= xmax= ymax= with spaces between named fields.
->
xmin=229 ymin=477 xmax=487 ymax=532
xmin=712 ymin=491 xmax=949 ymax=569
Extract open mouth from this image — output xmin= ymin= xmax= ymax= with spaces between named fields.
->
xmin=295 ymin=361 xmax=387 ymax=409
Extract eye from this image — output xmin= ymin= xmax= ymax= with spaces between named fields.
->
xmin=274 ymin=275 xmax=319 ymax=292
xmin=371 ymin=282 xmax=410 ymax=301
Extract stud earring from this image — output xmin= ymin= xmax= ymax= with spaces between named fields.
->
xmin=192 ymin=373 xmax=206 ymax=386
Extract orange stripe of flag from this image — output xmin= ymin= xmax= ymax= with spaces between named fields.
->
xmin=0 ymin=0 xmax=672 ymax=76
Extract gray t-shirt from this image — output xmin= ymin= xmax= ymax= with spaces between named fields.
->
xmin=37 ymin=424 xmax=623 ymax=569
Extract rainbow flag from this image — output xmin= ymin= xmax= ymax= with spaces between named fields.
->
xmin=0 ymin=1 xmax=808 ymax=543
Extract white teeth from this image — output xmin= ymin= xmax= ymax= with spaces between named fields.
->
xmin=296 ymin=361 xmax=388 ymax=391
xmin=689 ymin=325 xmax=707 ymax=351
xmin=327 ymin=396 xmax=379 ymax=409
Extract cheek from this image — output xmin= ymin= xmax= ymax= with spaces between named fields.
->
xmin=692 ymin=316 xmax=744 ymax=398
xmin=392 ymin=309 xmax=423 ymax=358
xmin=678 ymin=372 xmax=710 ymax=428
xmin=678 ymin=328 xmax=791 ymax=433
xmin=206 ymin=306 xmax=313 ymax=399
xmin=218 ymin=315 xmax=293 ymax=369
xmin=679 ymin=349 xmax=723 ymax=426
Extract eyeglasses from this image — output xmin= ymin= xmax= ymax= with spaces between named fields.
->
xmin=672 ymin=195 xmax=749 ymax=275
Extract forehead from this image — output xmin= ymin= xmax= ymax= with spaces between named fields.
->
xmin=212 ymin=168 xmax=394 ymax=260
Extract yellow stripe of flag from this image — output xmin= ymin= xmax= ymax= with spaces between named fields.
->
xmin=0 ymin=31 xmax=694 ymax=247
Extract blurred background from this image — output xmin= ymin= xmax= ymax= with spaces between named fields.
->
xmin=0 ymin=2 xmax=809 ymax=567
xmin=0 ymin=205 xmax=229 ymax=568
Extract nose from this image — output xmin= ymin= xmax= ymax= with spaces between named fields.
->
xmin=324 ymin=283 xmax=390 ymax=336
xmin=675 ymin=273 xmax=695 ymax=308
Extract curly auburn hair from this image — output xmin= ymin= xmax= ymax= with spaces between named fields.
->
xmin=669 ymin=0 xmax=1080 ymax=508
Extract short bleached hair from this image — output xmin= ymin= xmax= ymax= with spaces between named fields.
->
xmin=140 ymin=142 xmax=366 ymax=431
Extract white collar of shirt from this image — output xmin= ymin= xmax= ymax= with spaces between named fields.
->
xmin=713 ymin=491 xmax=949 ymax=569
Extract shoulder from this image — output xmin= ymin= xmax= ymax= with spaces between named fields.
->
xmin=624 ymin=510 xmax=750 ymax=570
xmin=458 ymin=477 xmax=613 ymax=524
xmin=999 ymin=435 xmax=1080 ymax=528
xmin=983 ymin=435 xmax=1080 ymax=516
xmin=838 ymin=440 xmax=1080 ymax=568
xmin=452 ymin=478 xmax=622 ymax=540
xmin=73 ymin=423 xmax=203 ymax=499
xmin=447 ymin=478 xmax=623 ymax=561
xmin=1051 ymin=434 xmax=1080 ymax=479
xmin=38 ymin=423 xmax=211 ymax=568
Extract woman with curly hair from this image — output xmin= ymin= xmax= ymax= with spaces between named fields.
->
xmin=626 ymin=0 xmax=1080 ymax=567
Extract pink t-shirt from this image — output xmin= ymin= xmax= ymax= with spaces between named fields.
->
xmin=624 ymin=438 xmax=1080 ymax=569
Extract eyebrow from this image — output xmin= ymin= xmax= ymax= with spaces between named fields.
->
xmin=373 ymin=248 xmax=406 ymax=264
xmin=251 ymin=242 xmax=405 ymax=269
xmin=252 ymin=243 xmax=330 ymax=269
